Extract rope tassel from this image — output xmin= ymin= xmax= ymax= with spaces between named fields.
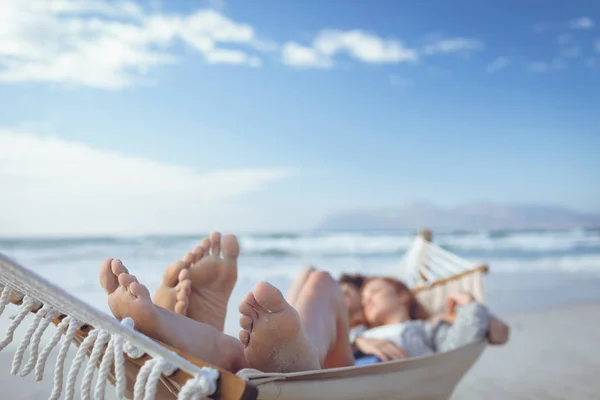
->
xmin=49 ymin=317 xmax=81 ymax=400
xmin=64 ymin=329 xmax=99 ymax=400
xmin=0 ymin=285 xmax=12 ymax=316
xmin=11 ymin=304 xmax=51 ymax=375
xmin=94 ymin=334 xmax=117 ymax=400
xmin=35 ymin=316 xmax=72 ymax=381
xmin=0 ymin=296 xmax=40 ymax=351
xmin=19 ymin=308 xmax=60 ymax=377
xmin=80 ymin=329 xmax=111 ymax=399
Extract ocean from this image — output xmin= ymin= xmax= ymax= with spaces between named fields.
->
xmin=1 ymin=229 xmax=600 ymax=336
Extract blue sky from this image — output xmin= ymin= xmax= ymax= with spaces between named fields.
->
xmin=0 ymin=0 xmax=599 ymax=235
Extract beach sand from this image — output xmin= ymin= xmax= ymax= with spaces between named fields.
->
xmin=1 ymin=301 xmax=599 ymax=399
xmin=452 ymin=301 xmax=600 ymax=399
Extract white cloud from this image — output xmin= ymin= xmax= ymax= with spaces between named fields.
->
xmin=281 ymin=43 xmax=332 ymax=69
xmin=422 ymin=37 xmax=483 ymax=56
xmin=528 ymin=62 xmax=549 ymax=73
xmin=527 ymin=58 xmax=567 ymax=73
xmin=0 ymin=129 xmax=287 ymax=235
xmin=0 ymin=0 xmax=268 ymax=89
xmin=485 ymin=57 xmax=511 ymax=73
xmin=569 ymin=17 xmax=595 ymax=30
xmin=282 ymin=29 xmax=418 ymax=68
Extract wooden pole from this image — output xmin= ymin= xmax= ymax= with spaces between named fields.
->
xmin=419 ymin=229 xmax=433 ymax=243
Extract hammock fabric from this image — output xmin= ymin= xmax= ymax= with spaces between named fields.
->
xmin=0 ymin=231 xmax=489 ymax=400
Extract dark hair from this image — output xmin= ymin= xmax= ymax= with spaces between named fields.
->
xmin=362 ymin=277 xmax=430 ymax=321
xmin=339 ymin=273 xmax=367 ymax=290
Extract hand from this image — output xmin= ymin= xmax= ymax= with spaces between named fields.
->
xmin=487 ymin=316 xmax=510 ymax=345
xmin=354 ymin=337 xmax=409 ymax=361
xmin=445 ymin=291 xmax=475 ymax=314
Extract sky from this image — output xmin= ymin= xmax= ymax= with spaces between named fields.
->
xmin=0 ymin=0 xmax=599 ymax=235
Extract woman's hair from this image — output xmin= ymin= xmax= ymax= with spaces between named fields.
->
xmin=362 ymin=277 xmax=430 ymax=321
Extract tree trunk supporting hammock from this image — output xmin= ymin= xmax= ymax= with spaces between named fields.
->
xmin=0 ymin=230 xmax=489 ymax=400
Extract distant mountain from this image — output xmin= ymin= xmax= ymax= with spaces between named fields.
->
xmin=317 ymin=202 xmax=600 ymax=231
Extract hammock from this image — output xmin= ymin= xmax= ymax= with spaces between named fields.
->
xmin=0 ymin=230 xmax=489 ymax=400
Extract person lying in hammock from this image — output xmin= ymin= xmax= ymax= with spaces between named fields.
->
xmin=99 ymin=232 xmax=506 ymax=375
xmin=338 ymin=273 xmax=510 ymax=363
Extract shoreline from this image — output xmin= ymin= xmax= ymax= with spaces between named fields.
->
xmin=1 ymin=299 xmax=599 ymax=399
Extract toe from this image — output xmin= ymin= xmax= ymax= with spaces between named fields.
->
xmin=99 ymin=258 xmax=119 ymax=294
xmin=192 ymin=245 xmax=204 ymax=260
xmin=239 ymin=330 xmax=250 ymax=347
xmin=239 ymin=314 xmax=253 ymax=331
xmin=210 ymin=232 xmax=222 ymax=256
xmin=252 ymin=282 xmax=288 ymax=314
xmin=178 ymin=279 xmax=191 ymax=294
xmin=178 ymin=268 xmax=190 ymax=284
xmin=239 ymin=296 xmax=259 ymax=318
xmin=129 ymin=281 xmax=151 ymax=298
xmin=111 ymin=259 xmax=129 ymax=275
xmin=174 ymin=299 xmax=188 ymax=315
xmin=182 ymin=252 xmax=195 ymax=265
xmin=200 ymin=238 xmax=211 ymax=256
xmin=221 ymin=234 xmax=240 ymax=260
xmin=238 ymin=293 xmax=258 ymax=318
xmin=162 ymin=260 xmax=185 ymax=287
xmin=118 ymin=273 xmax=138 ymax=288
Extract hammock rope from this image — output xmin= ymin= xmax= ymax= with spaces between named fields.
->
xmin=400 ymin=237 xmax=479 ymax=286
xmin=0 ymin=254 xmax=219 ymax=400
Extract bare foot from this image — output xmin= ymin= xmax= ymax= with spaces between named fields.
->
xmin=185 ymin=233 xmax=240 ymax=331
xmin=99 ymin=258 xmax=247 ymax=372
xmin=152 ymin=233 xmax=238 ymax=332
xmin=238 ymin=282 xmax=320 ymax=373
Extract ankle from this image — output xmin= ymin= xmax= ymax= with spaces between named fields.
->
xmin=218 ymin=335 xmax=247 ymax=372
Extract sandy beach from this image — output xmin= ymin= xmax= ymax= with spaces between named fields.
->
xmin=0 ymin=301 xmax=598 ymax=399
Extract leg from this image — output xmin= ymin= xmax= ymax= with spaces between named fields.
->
xmin=286 ymin=265 xmax=316 ymax=305
xmin=100 ymin=258 xmax=247 ymax=372
xmin=153 ymin=232 xmax=239 ymax=332
xmin=239 ymin=271 xmax=354 ymax=373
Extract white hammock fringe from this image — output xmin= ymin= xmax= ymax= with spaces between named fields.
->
xmin=50 ymin=317 xmax=81 ymax=400
xmin=0 ymin=268 xmax=220 ymax=400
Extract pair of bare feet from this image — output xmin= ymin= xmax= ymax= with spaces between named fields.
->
xmin=99 ymin=233 xmax=327 ymax=373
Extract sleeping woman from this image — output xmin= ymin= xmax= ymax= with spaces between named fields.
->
xmin=340 ymin=274 xmax=509 ymax=364
xmin=354 ymin=277 xmax=489 ymax=364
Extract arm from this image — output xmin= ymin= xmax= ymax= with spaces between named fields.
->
xmin=432 ymin=292 xmax=491 ymax=353
xmin=353 ymin=337 xmax=409 ymax=361
xmin=399 ymin=323 xmax=435 ymax=358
